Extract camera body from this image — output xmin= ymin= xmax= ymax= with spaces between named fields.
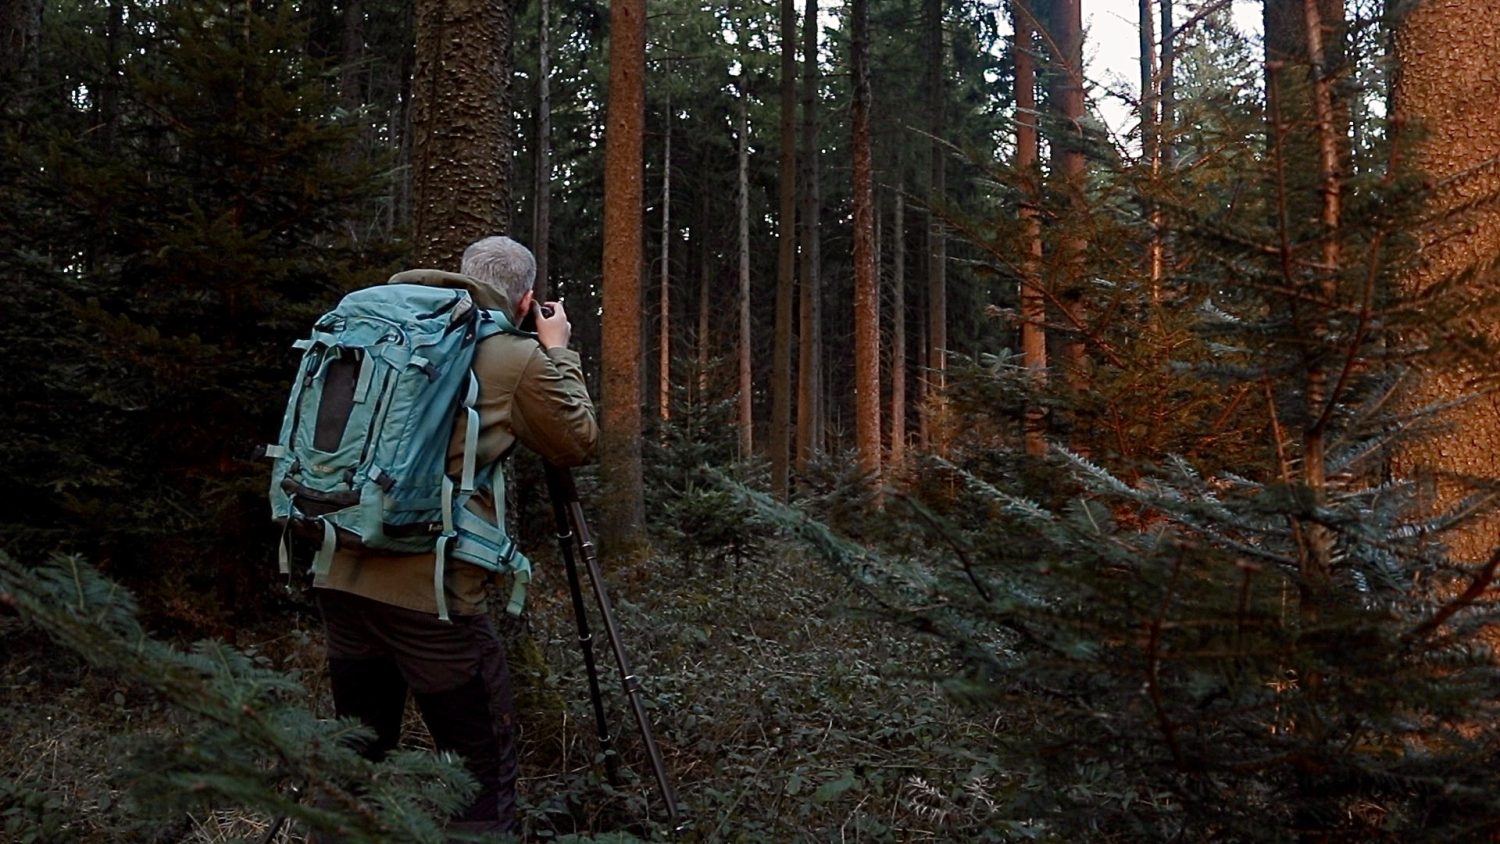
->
xmin=520 ymin=301 xmax=555 ymax=332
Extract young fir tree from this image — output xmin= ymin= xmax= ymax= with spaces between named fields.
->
xmin=0 ymin=552 xmax=472 ymax=840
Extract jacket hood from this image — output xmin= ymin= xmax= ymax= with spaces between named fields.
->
xmin=387 ymin=269 xmax=521 ymax=321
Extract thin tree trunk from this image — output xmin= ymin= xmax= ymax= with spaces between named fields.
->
xmin=923 ymin=0 xmax=948 ymax=452
xmin=1139 ymin=0 xmax=1162 ymax=304
xmin=1160 ymin=0 xmax=1175 ymax=171
xmin=890 ymin=185 xmax=907 ymax=467
xmin=411 ymin=0 xmax=515 ymax=268
xmin=796 ymin=0 xmax=823 ymax=472
xmin=772 ymin=0 xmax=798 ymax=497
xmin=533 ymin=0 xmax=552 ymax=298
xmin=659 ymin=83 xmax=672 ymax=424
xmin=1299 ymin=0 xmax=1342 ymax=590
xmin=339 ymin=0 xmax=366 ymax=111
xmin=600 ymin=0 xmax=647 ymax=553
xmin=737 ymin=76 xmax=754 ymax=460
xmin=697 ymin=188 xmax=711 ymax=405
xmin=1016 ymin=0 xmax=1047 ymax=457
xmin=1049 ymin=0 xmax=1089 ymax=404
xmin=852 ymin=0 xmax=880 ymax=487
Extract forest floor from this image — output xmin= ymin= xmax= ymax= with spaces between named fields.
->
xmin=1 ymin=537 xmax=1024 ymax=843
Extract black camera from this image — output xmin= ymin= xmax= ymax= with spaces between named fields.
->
xmin=520 ymin=301 xmax=555 ymax=332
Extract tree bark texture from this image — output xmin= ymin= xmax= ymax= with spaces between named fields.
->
xmin=1015 ymin=0 xmax=1047 ymax=457
xmin=600 ymin=0 xmax=647 ymax=552
xmin=659 ymin=86 xmax=672 ymax=423
xmin=772 ymin=0 xmax=798 ymax=497
xmin=737 ymin=76 xmax=754 ymax=460
xmin=923 ymin=0 xmax=948 ymax=452
xmin=889 ymin=185 xmax=907 ymax=467
xmin=796 ymin=0 xmax=824 ymax=472
xmin=1047 ymin=0 xmax=1088 ymax=403
xmin=411 ymin=0 xmax=515 ymax=269
xmin=533 ymin=0 xmax=552 ymax=299
xmin=1392 ymin=0 xmax=1500 ymax=564
xmin=852 ymin=0 xmax=881 ymax=485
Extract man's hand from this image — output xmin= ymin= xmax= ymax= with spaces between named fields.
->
xmin=535 ymin=300 xmax=571 ymax=350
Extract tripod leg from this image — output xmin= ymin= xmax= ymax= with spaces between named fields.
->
xmin=545 ymin=463 xmax=621 ymax=785
xmin=562 ymin=497 xmax=684 ymax=831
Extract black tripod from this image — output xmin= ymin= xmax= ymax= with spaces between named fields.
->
xmin=544 ymin=462 xmax=684 ymax=833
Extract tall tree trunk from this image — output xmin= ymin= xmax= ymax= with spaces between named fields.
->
xmin=659 ymin=84 xmax=672 ymax=424
xmin=1392 ymin=0 xmax=1500 ymax=564
xmin=1139 ymin=0 xmax=1163 ymax=303
xmin=533 ymin=0 xmax=552 ymax=299
xmin=737 ymin=76 xmax=754 ymax=460
xmin=796 ymin=0 xmax=824 ymax=472
xmin=852 ymin=0 xmax=881 ymax=486
xmin=697 ymin=188 xmax=711 ymax=405
xmin=411 ymin=0 xmax=515 ymax=268
xmin=772 ymin=0 xmax=798 ymax=497
xmin=923 ymin=0 xmax=948 ymax=452
xmin=600 ymin=0 xmax=647 ymax=553
xmin=1048 ymin=0 xmax=1088 ymax=404
xmin=1016 ymin=0 xmax=1047 ymax=457
xmin=1298 ymin=0 xmax=1344 ymax=593
xmin=889 ymin=185 xmax=906 ymax=467
xmin=1159 ymin=0 xmax=1175 ymax=170
xmin=339 ymin=0 xmax=366 ymax=110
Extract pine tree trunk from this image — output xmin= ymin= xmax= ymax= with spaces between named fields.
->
xmin=697 ymin=188 xmax=711 ymax=405
xmin=1139 ymin=0 xmax=1162 ymax=303
xmin=411 ymin=0 xmax=515 ymax=268
xmin=339 ymin=0 xmax=366 ymax=110
xmin=1049 ymin=0 xmax=1089 ymax=405
xmin=600 ymin=0 xmax=647 ymax=553
xmin=1392 ymin=0 xmax=1500 ymax=564
xmin=772 ymin=0 xmax=798 ymax=496
xmin=889 ymin=185 xmax=906 ymax=467
xmin=737 ymin=76 xmax=754 ymax=460
xmin=533 ymin=0 xmax=552 ymax=299
xmin=852 ymin=0 xmax=881 ymax=487
xmin=923 ymin=0 xmax=948 ymax=452
xmin=796 ymin=0 xmax=824 ymax=472
xmin=1016 ymin=0 xmax=1047 ymax=457
xmin=659 ymin=86 xmax=672 ymax=424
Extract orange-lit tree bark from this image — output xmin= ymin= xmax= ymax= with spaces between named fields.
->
xmin=411 ymin=0 xmax=514 ymax=268
xmin=771 ymin=0 xmax=797 ymax=497
xmin=736 ymin=74 xmax=753 ymax=460
xmin=599 ymin=0 xmax=646 ymax=552
xmin=1392 ymin=0 xmax=1500 ymax=564
xmin=851 ymin=0 xmax=880 ymax=485
xmin=922 ymin=0 xmax=947 ymax=451
xmin=796 ymin=0 xmax=824 ymax=472
xmin=1016 ymin=0 xmax=1047 ymax=456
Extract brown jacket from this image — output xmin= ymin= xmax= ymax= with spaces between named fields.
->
xmin=315 ymin=270 xmax=598 ymax=615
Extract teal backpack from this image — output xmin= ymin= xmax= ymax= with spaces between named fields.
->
xmin=265 ymin=280 xmax=532 ymax=620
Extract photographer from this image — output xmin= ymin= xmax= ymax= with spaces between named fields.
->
xmin=313 ymin=235 xmax=597 ymax=837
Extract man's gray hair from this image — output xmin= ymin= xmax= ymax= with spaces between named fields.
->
xmin=461 ymin=236 xmax=536 ymax=305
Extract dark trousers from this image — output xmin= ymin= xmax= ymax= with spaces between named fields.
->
xmin=317 ymin=589 xmax=520 ymax=836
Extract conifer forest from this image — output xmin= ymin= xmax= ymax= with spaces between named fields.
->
xmin=6 ymin=0 xmax=1500 ymax=840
